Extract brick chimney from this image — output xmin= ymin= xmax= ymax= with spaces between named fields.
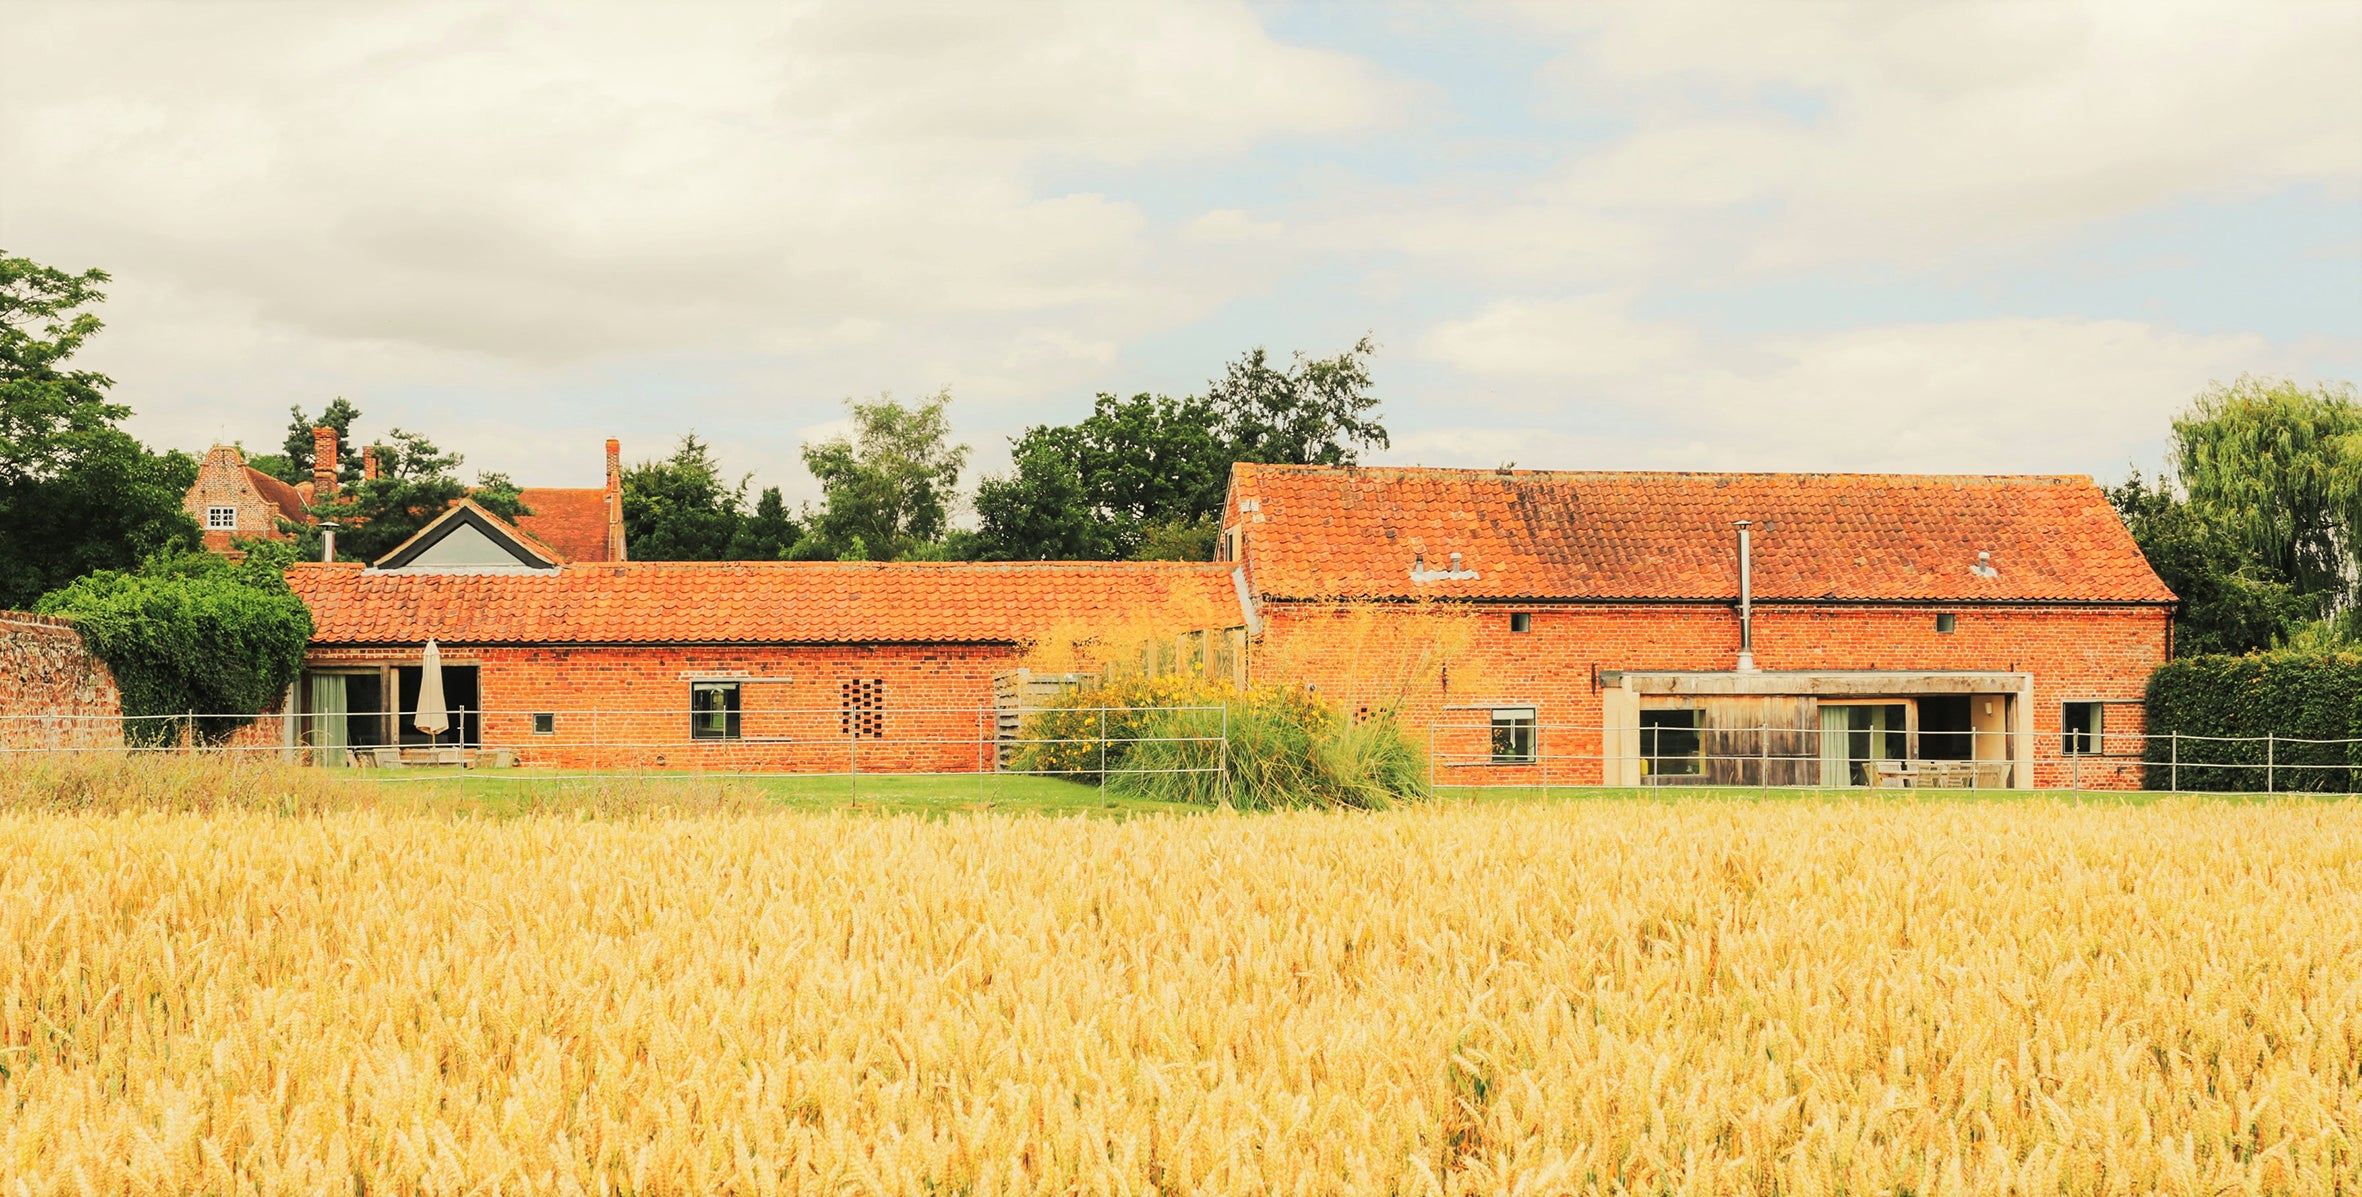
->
xmin=362 ymin=445 xmax=379 ymax=482
xmin=605 ymin=437 xmax=628 ymax=561
xmin=311 ymin=427 xmax=338 ymax=500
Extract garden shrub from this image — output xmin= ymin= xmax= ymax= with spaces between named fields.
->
xmin=2140 ymin=650 xmax=2362 ymax=792
xmin=35 ymin=547 xmax=314 ymax=746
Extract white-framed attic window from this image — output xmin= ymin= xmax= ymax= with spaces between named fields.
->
xmin=206 ymin=506 xmax=237 ymax=530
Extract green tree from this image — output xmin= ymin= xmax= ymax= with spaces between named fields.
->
xmin=1205 ymin=335 xmax=1386 ymax=467
xmin=969 ymin=339 xmax=1387 ymax=562
xmin=259 ymin=397 xmax=364 ymax=486
xmin=798 ymin=390 xmax=969 ymax=561
xmin=723 ymin=485 xmax=801 ymax=560
xmin=35 ymin=545 xmax=313 ymax=745
xmin=621 ymin=434 xmax=746 ymax=561
xmin=2172 ymin=376 xmax=2361 ymax=620
xmin=2108 ymin=470 xmax=2313 ymax=656
xmin=972 ymin=427 xmax=1116 ymax=560
xmin=973 ymin=392 xmax=1228 ymax=560
xmin=312 ymin=429 xmax=529 ymax=563
xmin=0 ymin=252 xmax=200 ymax=608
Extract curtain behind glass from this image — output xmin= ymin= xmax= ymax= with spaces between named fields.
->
xmin=308 ymin=674 xmax=349 ymax=767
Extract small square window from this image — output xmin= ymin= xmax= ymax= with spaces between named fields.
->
xmin=206 ymin=505 xmax=237 ymax=530
xmin=1935 ymin=612 xmax=1957 ymax=633
xmin=2062 ymin=701 xmax=2103 ymax=755
xmin=690 ymin=682 xmax=742 ymax=740
xmin=1509 ymin=612 xmax=1532 ymax=633
xmin=1641 ymin=709 xmax=1703 ymax=776
xmin=1490 ymin=707 xmax=1536 ymax=763
xmin=532 ymin=713 xmax=555 ymax=735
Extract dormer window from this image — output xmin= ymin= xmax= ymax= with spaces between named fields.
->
xmin=206 ymin=506 xmax=237 ymax=530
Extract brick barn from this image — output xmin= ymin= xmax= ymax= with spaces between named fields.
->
xmin=283 ymin=552 xmax=1241 ymax=770
xmin=1218 ymin=465 xmax=2175 ymax=790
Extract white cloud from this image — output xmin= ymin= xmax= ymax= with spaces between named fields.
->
xmin=1368 ymin=0 xmax=2362 ymax=282
xmin=1420 ymin=295 xmax=1696 ymax=381
xmin=0 ymin=0 xmax=1397 ymax=491
xmin=1415 ymin=297 xmax=2280 ymax=474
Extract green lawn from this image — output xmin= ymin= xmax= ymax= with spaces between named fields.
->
xmin=311 ymin=768 xmax=2348 ymax=817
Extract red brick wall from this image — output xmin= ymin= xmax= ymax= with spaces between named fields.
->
xmin=0 ymin=612 xmax=121 ymax=749
xmin=1250 ymin=602 xmax=2169 ymax=789
xmin=303 ymin=642 xmax=1021 ymax=771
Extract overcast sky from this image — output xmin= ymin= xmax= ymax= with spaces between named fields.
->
xmin=3 ymin=0 xmax=2356 ymax=507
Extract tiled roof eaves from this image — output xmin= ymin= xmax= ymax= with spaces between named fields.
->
xmin=1257 ymin=593 xmax=2179 ymax=607
xmin=308 ymin=636 xmax=1026 ymax=648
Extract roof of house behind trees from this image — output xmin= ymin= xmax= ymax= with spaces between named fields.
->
xmin=288 ymin=560 xmax=1243 ymax=645
xmin=244 ymin=468 xmax=312 ymax=524
xmin=1228 ymin=464 xmax=2175 ymax=605
xmin=512 ymin=488 xmax=614 ymax=563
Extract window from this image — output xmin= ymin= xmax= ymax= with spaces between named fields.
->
xmin=532 ymin=713 xmax=555 ymax=735
xmin=1490 ymin=707 xmax=1536 ymax=763
xmin=1935 ymin=612 xmax=1956 ymax=633
xmin=841 ymin=678 xmax=885 ymax=738
xmin=2063 ymin=701 xmax=2103 ymax=755
xmin=1509 ymin=612 xmax=1532 ymax=633
xmin=1641 ymin=709 xmax=1703 ymax=776
xmin=206 ymin=505 xmax=237 ymax=530
xmin=690 ymin=682 xmax=741 ymax=740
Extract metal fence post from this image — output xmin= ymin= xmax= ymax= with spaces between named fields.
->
xmin=1758 ymin=722 xmax=1769 ymax=795
xmin=2266 ymin=732 xmax=2274 ymax=794
xmin=1098 ymin=707 xmax=1107 ymax=802
xmin=849 ymin=711 xmax=859 ymax=802
xmin=1220 ymin=702 xmax=1230 ymax=804
xmin=2170 ymin=730 xmax=2178 ymax=793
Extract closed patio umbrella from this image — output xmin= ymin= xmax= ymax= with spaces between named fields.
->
xmin=414 ymin=638 xmax=451 ymax=746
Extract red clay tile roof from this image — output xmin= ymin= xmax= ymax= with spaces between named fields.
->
xmin=287 ymin=560 xmax=1244 ymax=645
xmin=1229 ymin=465 xmax=2174 ymax=605
xmin=244 ymin=468 xmax=313 ymax=524
xmin=513 ymin=488 xmax=614 ymax=563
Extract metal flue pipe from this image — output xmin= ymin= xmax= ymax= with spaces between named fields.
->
xmin=1734 ymin=520 xmax=1756 ymax=672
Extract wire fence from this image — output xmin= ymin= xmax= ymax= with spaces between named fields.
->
xmin=0 ymin=704 xmax=1230 ymax=798
xmin=1422 ymin=717 xmax=2362 ymax=795
xmin=3 ymin=705 xmax=2358 ymax=794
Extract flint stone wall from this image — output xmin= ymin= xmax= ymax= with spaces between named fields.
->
xmin=0 ymin=612 xmax=122 ymax=749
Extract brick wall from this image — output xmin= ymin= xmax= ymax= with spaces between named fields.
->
xmin=1251 ymin=601 xmax=2169 ymax=789
xmin=302 ymin=642 xmax=1023 ymax=771
xmin=0 ymin=612 xmax=121 ymax=749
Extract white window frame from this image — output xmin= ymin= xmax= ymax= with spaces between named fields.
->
xmin=206 ymin=505 xmax=238 ymax=530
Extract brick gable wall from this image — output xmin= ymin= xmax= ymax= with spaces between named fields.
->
xmin=185 ymin=447 xmax=292 ymax=551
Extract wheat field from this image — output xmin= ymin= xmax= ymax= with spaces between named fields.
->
xmin=3 ymin=797 xmax=2357 ymax=1194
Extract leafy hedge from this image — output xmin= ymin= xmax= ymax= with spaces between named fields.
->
xmin=35 ymin=548 xmax=314 ymax=746
xmin=2140 ymin=651 xmax=2362 ymax=792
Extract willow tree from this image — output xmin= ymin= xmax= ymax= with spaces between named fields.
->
xmin=2172 ymin=376 xmax=2361 ymax=623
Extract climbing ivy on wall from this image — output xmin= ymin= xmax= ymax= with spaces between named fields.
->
xmin=35 ymin=546 xmax=313 ymax=746
xmin=2141 ymin=652 xmax=2362 ymax=792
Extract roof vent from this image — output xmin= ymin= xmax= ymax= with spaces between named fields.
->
xmin=1971 ymin=550 xmax=1999 ymax=579
xmin=1409 ymin=551 xmax=1479 ymax=584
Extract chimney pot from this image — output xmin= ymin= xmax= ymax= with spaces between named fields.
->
xmin=1448 ymin=551 xmax=1463 ymax=571
xmin=605 ymin=437 xmax=628 ymax=562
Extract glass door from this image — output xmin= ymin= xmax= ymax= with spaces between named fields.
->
xmin=1819 ymin=702 xmax=1912 ymax=786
